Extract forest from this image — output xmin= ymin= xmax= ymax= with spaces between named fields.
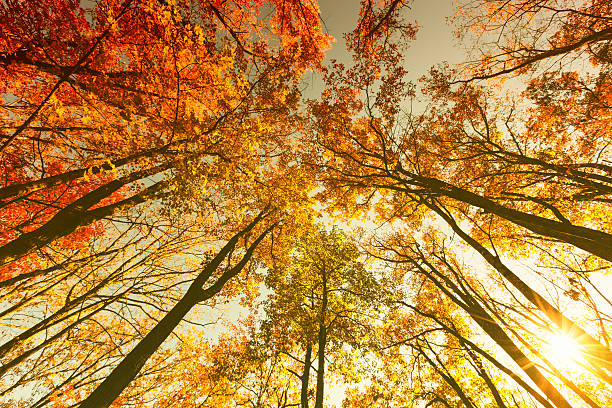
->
xmin=0 ymin=0 xmax=611 ymax=407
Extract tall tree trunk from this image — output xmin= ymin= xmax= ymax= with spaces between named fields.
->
xmin=413 ymin=259 xmax=573 ymax=408
xmin=396 ymin=168 xmax=612 ymax=262
xmin=301 ymin=343 xmax=312 ymax=408
xmin=314 ymin=276 xmax=327 ymax=408
xmin=427 ymin=201 xmax=612 ymax=375
xmin=78 ymin=214 xmax=271 ymax=408
xmin=0 ymin=163 xmax=172 ymax=267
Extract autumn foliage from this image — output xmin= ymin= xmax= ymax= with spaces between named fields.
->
xmin=1 ymin=0 xmax=611 ymax=407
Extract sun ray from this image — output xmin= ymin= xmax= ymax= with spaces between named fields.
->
xmin=544 ymin=333 xmax=583 ymax=370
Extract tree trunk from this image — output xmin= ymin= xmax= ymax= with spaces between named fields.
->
xmin=427 ymin=201 xmax=612 ymax=375
xmin=78 ymin=214 xmax=271 ymax=408
xmin=314 ymin=276 xmax=327 ymax=408
xmin=0 ymin=163 xmax=172 ymax=267
xmin=0 ymin=146 xmax=166 ymax=202
xmin=397 ymin=168 xmax=612 ymax=262
xmin=413 ymin=260 xmax=573 ymax=408
xmin=301 ymin=343 xmax=312 ymax=408
xmin=418 ymin=345 xmax=476 ymax=408
xmin=395 ymin=303 xmax=557 ymax=408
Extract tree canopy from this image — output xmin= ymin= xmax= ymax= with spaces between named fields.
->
xmin=0 ymin=0 xmax=611 ymax=407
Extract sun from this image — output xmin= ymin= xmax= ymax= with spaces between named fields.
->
xmin=544 ymin=333 xmax=582 ymax=369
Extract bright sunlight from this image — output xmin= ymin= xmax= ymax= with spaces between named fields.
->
xmin=545 ymin=333 xmax=583 ymax=369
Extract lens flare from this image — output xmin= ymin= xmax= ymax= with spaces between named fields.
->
xmin=545 ymin=333 xmax=582 ymax=368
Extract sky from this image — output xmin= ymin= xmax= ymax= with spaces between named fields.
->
xmin=302 ymin=0 xmax=467 ymax=98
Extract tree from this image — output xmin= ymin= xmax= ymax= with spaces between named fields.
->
xmin=0 ymin=0 xmax=330 ymax=404
xmin=263 ymin=227 xmax=380 ymax=408
xmin=369 ymin=227 xmax=612 ymax=408
xmin=2 ymin=0 xmax=612 ymax=406
xmin=451 ymin=0 xmax=612 ymax=81
xmin=306 ymin=0 xmax=612 ymax=406
xmin=0 ymin=0 xmax=331 ymax=280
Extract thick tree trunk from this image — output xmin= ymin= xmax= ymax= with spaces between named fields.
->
xmin=0 ymin=163 xmax=171 ymax=267
xmin=463 ymin=297 xmax=571 ymax=408
xmin=80 ymin=288 xmax=200 ymax=408
xmin=79 ymin=214 xmax=271 ymax=408
xmin=397 ymin=168 xmax=612 ymax=262
xmin=300 ymin=343 xmax=312 ymax=408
